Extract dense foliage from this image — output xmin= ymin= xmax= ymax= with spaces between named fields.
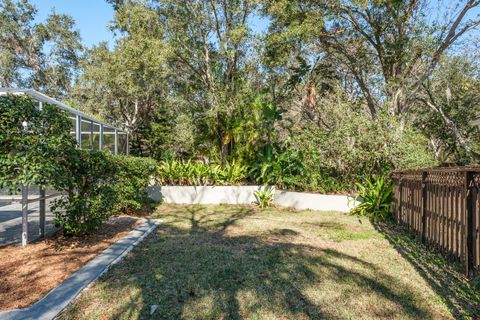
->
xmin=0 ymin=95 xmax=156 ymax=235
xmin=0 ymin=95 xmax=75 ymax=190
xmin=0 ymin=0 xmax=83 ymax=98
xmin=110 ymin=154 xmax=158 ymax=212
xmin=350 ymin=176 xmax=394 ymax=221
xmin=53 ymin=152 xmax=158 ymax=235
xmin=2 ymin=0 xmax=480 ymax=194
xmin=157 ymin=159 xmax=247 ymax=186
xmin=52 ymin=150 xmax=118 ymax=235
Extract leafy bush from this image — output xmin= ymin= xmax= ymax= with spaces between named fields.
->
xmin=250 ymin=145 xmax=306 ymax=190
xmin=0 ymin=95 xmax=160 ymax=235
xmin=350 ymin=176 xmax=393 ymax=221
xmin=157 ymin=159 xmax=247 ymax=185
xmin=215 ymin=160 xmax=248 ymax=183
xmin=291 ymin=111 xmax=436 ymax=193
xmin=52 ymin=150 xmax=118 ymax=235
xmin=0 ymin=95 xmax=76 ymax=191
xmin=53 ymin=152 xmax=159 ymax=235
xmin=254 ymin=185 xmax=276 ymax=208
xmin=110 ymin=154 xmax=158 ymax=212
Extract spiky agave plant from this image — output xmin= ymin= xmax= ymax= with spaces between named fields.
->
xmin=350 ymin=176 xmax=393 ymax=221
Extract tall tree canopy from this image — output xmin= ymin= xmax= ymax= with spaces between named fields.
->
xmin=74 ymin=1 xmax=169 ymax=154
xmin=263 ymin=0 xmax=480 ymax=159
xmin=80 ymin=0 xmax=263 ymax=160
xmin=3 ymin=0 xmax=480 ymax=176
xmin=0 ymin=0 xmax=83 ymax=98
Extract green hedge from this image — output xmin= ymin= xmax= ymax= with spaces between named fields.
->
xmin=52 ymin=150 xmax=118 ymax=235
xmin=110 ymin=154 xmax=158 ymax=212
xmin=0 ymin=95 xmax=75 ymax=190
xmin=53 ymin=151 xmax=158 ymax=235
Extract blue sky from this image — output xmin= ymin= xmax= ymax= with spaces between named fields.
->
xmin=32 ymin=0 xmax=116 ymax=48
xmin=31 ymin=0 xmax=270 ymax=49
xmin=30 ymin=0 xmax=477 ymax=50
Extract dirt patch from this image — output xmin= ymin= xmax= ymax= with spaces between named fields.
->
xmin=0 ymin=216 xmax=140 ymax=311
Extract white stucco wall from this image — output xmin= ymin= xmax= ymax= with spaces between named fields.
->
xmin=147 ymin=185 xmax=261 ymax=205
xmin=274 ymin=190 xmax=357 ymax=212
xmin=147 ymin=185 xmax=358 ymax=212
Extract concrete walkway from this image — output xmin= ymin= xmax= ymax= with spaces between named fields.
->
xmin=0 ymin=200 xmax=56 ymax=246
xmin=0 ymin=219 xmax=160 ymax=320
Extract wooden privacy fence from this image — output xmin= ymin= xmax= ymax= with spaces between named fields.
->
xmin=392 ymin=167 xmax=480 ymax=275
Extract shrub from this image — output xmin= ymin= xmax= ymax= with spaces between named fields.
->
xmin=1 ymin=95 xmax=160 ymax=235
xmin=292 ymin=111 xmax=436 ymax=193
xmin=110 ymin=154 xmax=158 ymax=212
xmin=53 ymin=152 xmax=160 ymax=234
xmin=0 ymin=95 xmax=76 ymax=191
xmin=52 ymin=150 xmax=118 ymax=235
xmin=250 ymin=145 xmax=306 ymax=190
xmin=254 ymin=185 xmax=276 ymax=208
xmin=216 ymin=160 xmax=248 ymax=183
xmin=350 ymin=176 xmax=393 ymax=221
xmin=157 ymin=159 xmax=247 ymax=186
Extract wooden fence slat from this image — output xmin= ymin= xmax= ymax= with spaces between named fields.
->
xmin=392 ymin=168 xmax=479 ymax=275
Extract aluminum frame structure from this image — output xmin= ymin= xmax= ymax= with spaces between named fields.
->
xmin=0 ymin=88 xmax=129 ymax=246
xmin=0 ymin=88 xmax=129 ymax=155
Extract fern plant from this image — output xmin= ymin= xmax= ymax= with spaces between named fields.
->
xmin=254 ymin=185 xmax=276 ymax=208
xmin=350 ymin=176 xmax=393 ymax=221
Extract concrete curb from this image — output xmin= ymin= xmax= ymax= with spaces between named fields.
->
xmin=0 ymin=219 xmax=161 ymax=320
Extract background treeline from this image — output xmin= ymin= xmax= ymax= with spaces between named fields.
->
xmin=2 ymin=0 xmax=480 ymax=193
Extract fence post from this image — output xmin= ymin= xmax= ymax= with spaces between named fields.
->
xmin=421 ymin=171 xmax=428 ymax=243
xmin=99 ymin=124 xmax=104 ymax=150
xmin=76 ymin=115 xmax=82 ymax=148
xmin=114 ymin=128 xmax=118 ymax=155
xmin=398 ymin=176 xmax=403 ymax=224
xmin=21 ymin=184 xmax=28 ymax=246
xmin=39 ymin=188 xmax=46 ymax=238
xmin=465 ymin=171 xmax=474 ymax=276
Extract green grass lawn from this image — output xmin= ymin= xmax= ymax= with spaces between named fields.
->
xmin=61 ymin=204 xmax=480 ymax=319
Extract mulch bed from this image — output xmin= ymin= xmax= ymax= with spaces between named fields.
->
xmin=0 ymin=216 xmax=141 ymax=311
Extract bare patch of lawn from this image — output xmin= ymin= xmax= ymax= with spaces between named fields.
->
xmin=60 ymin=204 xmax=479 ymax=319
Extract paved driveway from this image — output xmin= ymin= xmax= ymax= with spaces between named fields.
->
xmin=0 ymin=199 xmax=56 ymax=246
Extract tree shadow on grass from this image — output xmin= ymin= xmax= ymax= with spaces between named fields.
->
xmin=374 ymin=222 xmax=480 ymax=319
xmin=72 ymin=206 xmax=445 ymax=319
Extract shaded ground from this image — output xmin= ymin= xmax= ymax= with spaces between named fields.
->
xmin=0 ymin=216 xmax=140 ymax=310
xmin=59 ymin=204 xmax=480 ymax=319
xmin=374 ymin=222 xmax=480 ymax=319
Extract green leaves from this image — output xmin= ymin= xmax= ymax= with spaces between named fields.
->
xmin=110 ymin=154 xmax=158 ymax=212
xmin=0 ymin=95 xmax=76 ymax=191
xmin=157 ymin=159 xmax=248 ymax=186
xmin=253 ymin=185 xmax=276 ymax=208
xmin=52 ymin=150 xmax=118 ymax=235
xmin=350 ymin=176 xmax=393 ymax=221
xmin=250 ymin=144 xmax=305 ymax=190
xmin=0 ymin=0 xmax=83 ymax=97
xmin=52 ymin=151 xmax=158 ymax=235
xmin=0 ymin=95 xmax=158 ymax=235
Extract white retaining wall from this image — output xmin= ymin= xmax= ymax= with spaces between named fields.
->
xmin=147 ymin=185 xmax=358 ymax=212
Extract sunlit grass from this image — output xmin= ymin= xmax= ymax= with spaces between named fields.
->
xmin=61 ymin=204 xmax=479 ymax=319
